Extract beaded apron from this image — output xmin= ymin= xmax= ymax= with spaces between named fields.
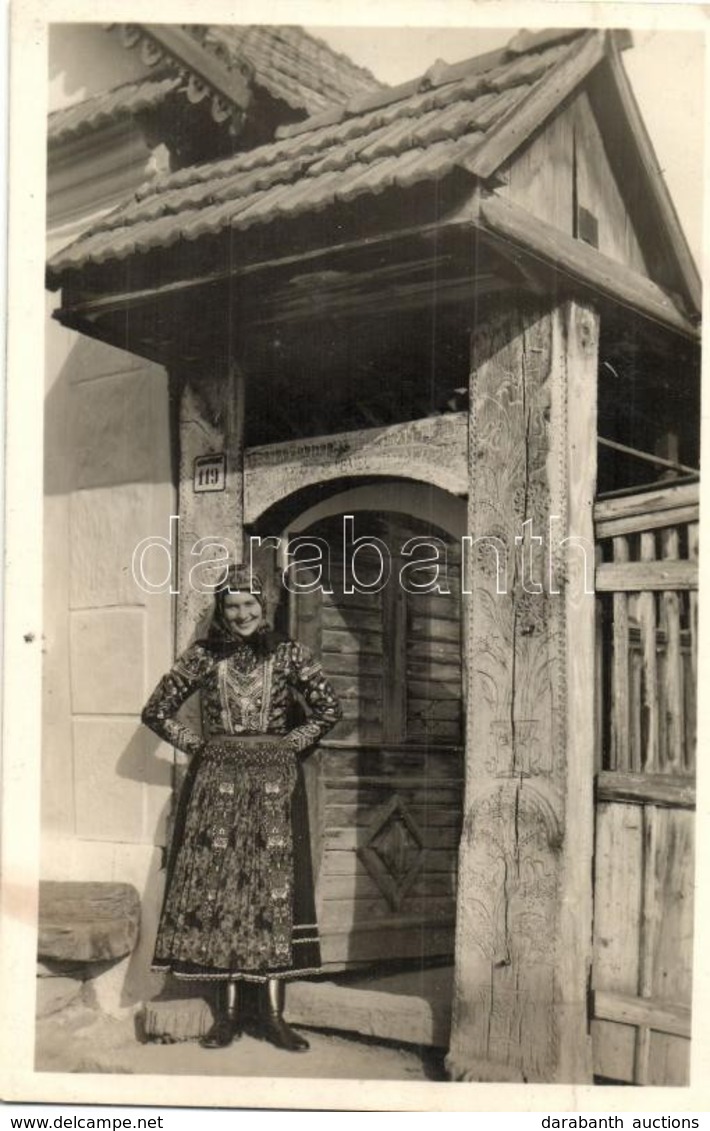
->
xmin=152 ymin=736 xmax=302 ymax=980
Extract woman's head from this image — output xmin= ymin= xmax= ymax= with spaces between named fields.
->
xmin=213 ymin=565 xmax=267 ymax=640
xmin=221 ymin=590 xmax=264 ymax=637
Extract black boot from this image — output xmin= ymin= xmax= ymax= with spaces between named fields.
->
xmin=258 ymin=979 xmax=309 ymax=1052
xmin=200 ymin=981 xmax=241 ymax=1049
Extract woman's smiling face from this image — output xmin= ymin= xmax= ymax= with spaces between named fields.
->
xmin=222 ymin=591 xmax=264 ymax=637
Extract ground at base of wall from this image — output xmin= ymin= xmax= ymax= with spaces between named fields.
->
xmin=35 ymin=1000 xmax=446 ymax=1080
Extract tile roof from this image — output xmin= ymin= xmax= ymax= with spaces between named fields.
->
xmin=48 ymin=76 xmax=182 ymax=146
xmin=49 ymin=25 xmax=381 ymax=149
xmin=201 ymin=25 xmax=382 ymax=115
xmin=48 ymin=30 xmax=590 ymax=282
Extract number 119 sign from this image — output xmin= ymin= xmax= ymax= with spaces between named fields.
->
xmin=194 ymin=454 xmax=226 ymax=493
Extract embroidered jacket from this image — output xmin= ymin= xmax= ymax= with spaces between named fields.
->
xmin=142 ymin=637 xmax=342 ymax=757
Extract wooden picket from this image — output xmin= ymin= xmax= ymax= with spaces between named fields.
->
xmin=591 ymin=479 xmax=698 ymax=1085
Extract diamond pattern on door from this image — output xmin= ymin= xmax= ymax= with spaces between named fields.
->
xmin=358 ymin=795 xmax=425 ymax=911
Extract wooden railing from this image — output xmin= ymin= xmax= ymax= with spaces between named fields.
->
xmin=594 ymin=480 xmax=699 ymax=776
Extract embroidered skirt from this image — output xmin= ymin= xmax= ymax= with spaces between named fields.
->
xmin=152 ymin=735 xmax=321 ymax=982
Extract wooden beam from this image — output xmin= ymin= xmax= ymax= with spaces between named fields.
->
xmin=51 ymin=306 xmax=165 ymax=368
xmin=603 ymin=43 xmax=701 ymax=313
xmin=596 ymin=560 xmax=698 ymax=592
xmin=464 ymin=31 xmax=607 ymax=180
xmin=594 ymin=481 xmax=699 ymax=525
xmin=593 ymin=990 xmax=691 ymax=1039
xmin=596 ymin=505 xmax=699 ymax=541
xmin=476 ymin=193 xmax=699 ymax=339
xmin=598 ymin=436 xmax=697 ymax=477
xmin=139 ymin=25 xmax=252 ymax=113
xmin=596 ymin=771 xmax=695 ymax=810
xmin=244 ymin=272 xmax=510 ymax=329
xmin=54 ymin=216 xmax=474 ymax=319
xmin=447 ymin=299 xmax=598 ymax=1084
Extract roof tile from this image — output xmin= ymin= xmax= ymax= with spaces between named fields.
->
xmin=51 ymin=24 xmax=382 ymax=149
xmin=48 ymin=76 xmax=181 ymax=145
xmin=203 ymin=25 xmax=381 ymax=114
xmin=487 ymin=41 xmax=570 ymax=90
xmin=48 ymin=30 xmax=590 ymax=281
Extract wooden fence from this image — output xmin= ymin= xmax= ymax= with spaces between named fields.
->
xmin=591 ymin=479 xmax=698 ymax=1085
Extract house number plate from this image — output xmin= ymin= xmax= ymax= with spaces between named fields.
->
xmin=194 ymin=454 xmax=226 ymax=493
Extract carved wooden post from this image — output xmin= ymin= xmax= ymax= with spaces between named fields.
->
xmin=447 ymin=299 xmax=598 ymax=1083
xmin=166 ymin=360 xmax=246 ymax=814
xmin=176 ymin=360 xmax=246 ymax=651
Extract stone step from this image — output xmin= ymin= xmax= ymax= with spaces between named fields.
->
xmin=36 ymin=974 xmax=85 ymax=1017
xmin=285 ymin=967 xmax=453 ymax=1048
xmin=140 ymin=967 xmax=453 ymax=1047
xmin=38 ymin=881 xmax=141 ymax=963
xmin=143 ymin=997 xmax=214 ymax=1043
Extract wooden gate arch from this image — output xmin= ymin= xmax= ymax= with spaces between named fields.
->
xmin=282 ymin=481 xmax=467 ymax=541
xmin=251 ymin=478 xmax=468 ymax=971
xmin=243 ymin=415 xmax=468 ymax=528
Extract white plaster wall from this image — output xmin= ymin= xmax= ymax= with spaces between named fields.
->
xmin=44 ymin=29 xmax=176 ymax=1003
xmin=43 ymin=300 xmax=176 ymax=1001
xmin=49 ymin=24 xmax=151 ymax=113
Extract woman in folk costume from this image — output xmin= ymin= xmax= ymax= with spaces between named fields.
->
xmin=141 ymin=564 xmax=342 ymax=1052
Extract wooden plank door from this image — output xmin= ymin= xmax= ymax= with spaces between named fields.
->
xmin=591 ymin=483 xmax=698 ymax=1084
xmin=290 ymin=513 xmax=464 ymax=970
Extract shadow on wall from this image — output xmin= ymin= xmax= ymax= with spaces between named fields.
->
xmin=48 ymin=24 xmax=150 ymax=106
xmin=44 ymin=334 xmax=173 ymax=498
xmin=114 ymin=727 xmax=172 ymax=1007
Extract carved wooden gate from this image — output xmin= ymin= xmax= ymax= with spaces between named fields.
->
xmin=591 ymin=481 xmax=698 ymax=1084
xmin=289 ymin=512 xmax=464 ymax=969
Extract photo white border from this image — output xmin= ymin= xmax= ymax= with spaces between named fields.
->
xmin=3 ymin=0 xmax=710 ymax=1111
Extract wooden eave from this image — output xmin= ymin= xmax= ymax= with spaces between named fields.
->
xmin=53 ymin=212 xmax=515 ymax=365
xmin=53 ymin=181 xmax=699 ymax=370
xmin=587 ymin=41 xmax=701 ymax=316
xmin=464 ymin=29 xmax=700 ymax=320
xmin=126 ymin=24 xmax=251 ymax=117
xmin=474 ymin=193 xmax=699 ymax=340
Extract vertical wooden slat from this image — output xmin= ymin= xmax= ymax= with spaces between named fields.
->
xmin=303 ymin=748 xmax=327 ymax=904
xmin=611 ymin=536 xmax=630 ymax=770
xmin=383 ymin=552 xmax=407 ymax=743
xmin=290 ymin=564 xmax=323 ymax=657
xmin=591 ymin=801 xmax=643 ymax=1082
xmin=687 ymin=522 xmax=699 ymax=772
xmin=647 ymin=807 xmax=694 ymax=1085
xmin=594 ymin=555 xmax=605 ymax=774
xmin=638 ymin=532 xmax=659 ymax=772
xmin=688 ymin=522 xmax=699 ymax=683
xmin=629 ymin=637 xmax=643 ymax=773
xmin=683 ymin=638 xmax=695 ymax=774
xmin=628 ymin=559 xmax=642 ymax=774
xmin=634 ymin=803 xmax=659 ymax=1084
xmin=660 ymin=527 xmax=682 ymax=771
